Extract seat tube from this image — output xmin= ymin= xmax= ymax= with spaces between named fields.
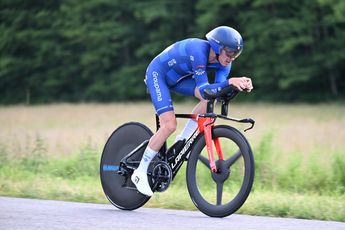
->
xmin=155 ymin=114 xmax=160 ymax=131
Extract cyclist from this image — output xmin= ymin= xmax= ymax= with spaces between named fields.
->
xmin=131 ymin=26 xmax=253 ymax=196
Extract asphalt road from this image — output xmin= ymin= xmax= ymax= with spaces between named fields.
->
xmin=0 ymin=196 xmax=344 ymax=230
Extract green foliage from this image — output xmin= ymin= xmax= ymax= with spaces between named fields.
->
xmin=20 ymin=135 xmax=49 ymax=173
xmin=0 ymin=144 xmax=9 ymax=169
xmin=332 ymin=152 xmax=345 ymax=193
xmin=240 ymin=191 xmax=345 ymax=221
xmin=1 ymin=0 xmax=345 ymax=103
xmin=253 ymin=132 xmax=275 ymax=189
xmin=0 ymin=133 xmax=345 ymax=220
xmin=276 ymin=153 xmax=304 ymax=191
xmin=251 ymin=132 xmax=345 ymax=196
xmin=50 ymin=143 xmax=99 ymax=179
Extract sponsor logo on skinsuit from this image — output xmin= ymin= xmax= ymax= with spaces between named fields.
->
xmin=152 ymin=71 xmax=162 ymax=101
xmin=168 ymin=59 xmax=177 ymax=67
xmin=195 ymin=68 xmax=205 ymax=76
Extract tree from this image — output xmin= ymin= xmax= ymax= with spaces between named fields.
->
xmin=1 ymin=0 xmax=344 ymax=104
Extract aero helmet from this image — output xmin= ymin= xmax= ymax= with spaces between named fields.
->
xmin=206 ymin=26 xmax=243 ymax=58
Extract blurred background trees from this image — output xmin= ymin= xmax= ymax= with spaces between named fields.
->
xmin=1 ymin=0 xmax=344 ymax=104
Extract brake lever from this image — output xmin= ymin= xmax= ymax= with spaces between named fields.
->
xmin=239 ymin=118 xmax=255 ymax=132
xmin=217 ymin=115 xmax=255 ymax=132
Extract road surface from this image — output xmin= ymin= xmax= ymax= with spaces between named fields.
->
xmin=0 ymin=196 xmax=344 ymax=230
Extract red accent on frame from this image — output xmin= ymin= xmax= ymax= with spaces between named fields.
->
xmin=190 ymin=114 xmax=198 ymax=120
xmin=197 ymin=116 xmax=217 ymax=172
xmin=197 ymin=116 xmax=206 ymax=132
xmin=214 ymin=138 xmax=224 ymax=160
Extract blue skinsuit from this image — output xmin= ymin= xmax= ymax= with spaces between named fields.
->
xmin=145 ymin=38 xmax=232 ymax=115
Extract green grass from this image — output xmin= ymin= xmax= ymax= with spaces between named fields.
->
xmin=0 ymin=135 xmax=344 ymax=221
xmin=0 ymin=103 xmax=344 ymax=221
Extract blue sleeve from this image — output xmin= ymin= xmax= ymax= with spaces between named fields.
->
xmin=190 ymin=50 xmax=229 ymax=99
xmin=215 ymin=64 xmax=231 ymax=83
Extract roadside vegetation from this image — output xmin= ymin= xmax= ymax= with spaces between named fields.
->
xmin=0 ymin=103 xmax=344 ymax=221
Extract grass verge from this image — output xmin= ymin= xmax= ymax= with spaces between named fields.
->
xmin=0 ymin=142 xmax=344 ymax=222
xmin=1 ymin=172 xmax=344 ymax=221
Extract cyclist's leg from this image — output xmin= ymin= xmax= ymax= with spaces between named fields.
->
xmin=171 ymin=79 xmax=208 ymax=141
xmin=193 ymin=87 xmax=208 ymax=114
xmin=149 ymin=111 xmax=176 ymax=151
xmin=132 ymin=66 xmax=177 ymax=196
xmin=144 ymin=68 xmax=177 ymax=150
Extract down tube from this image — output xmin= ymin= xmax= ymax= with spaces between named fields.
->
xmin=170 ymin=129 xmax=200 ymax=179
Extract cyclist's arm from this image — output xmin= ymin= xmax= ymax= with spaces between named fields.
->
xmin=215 ymin=64 xmax=231 ymax=83
xmin=191 ymin=56 xmax=229 ymax=99
xmin=193 ymin=67 xmax=229 ymax=99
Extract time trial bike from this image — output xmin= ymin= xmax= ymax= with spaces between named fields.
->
xmin=100 ymin=85 xmax=255 ymax=217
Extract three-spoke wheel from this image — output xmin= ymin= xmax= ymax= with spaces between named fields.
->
xmin=186 ymin=125 xmax=254 ymax=217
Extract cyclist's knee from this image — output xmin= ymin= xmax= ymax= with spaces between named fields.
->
xmin=197 ymin=94 xmax=208 ymax=105
xmin=159 ymin=112 xmax=177 ymax=135
xmin=161 ymin=119 xmax=177 ymax=134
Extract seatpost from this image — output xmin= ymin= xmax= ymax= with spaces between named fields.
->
xmin=221 ymin=100 xmax=229 ymax=116
xmin=155 ymin=114 xmax=167 ymax=155
xmin=206 ymin=100 xmax=215 ymax=113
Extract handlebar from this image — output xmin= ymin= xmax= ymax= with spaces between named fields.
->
xmin=187 ymin=85 xmax=256 ymax=132
xmin=203 ymin=85 xmax=240 ymax=101
xmin=203 ymin=85 xmax=242 ymax=116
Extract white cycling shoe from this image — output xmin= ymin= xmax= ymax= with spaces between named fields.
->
xmin=131 ymin=169 xmax=153 ymax=196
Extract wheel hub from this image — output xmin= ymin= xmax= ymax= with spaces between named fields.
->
xmin=211 ymin=160 xmax=230 ymax=183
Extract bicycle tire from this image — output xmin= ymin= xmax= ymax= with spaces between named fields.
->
xmin=186 ymin=125 xmax=254 ymax=217
xmin=100 ymin=122 xmax=153 ymax=210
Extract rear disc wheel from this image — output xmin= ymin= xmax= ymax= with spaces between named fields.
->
xmin=100 ymin=122 xmax=153 ymax=210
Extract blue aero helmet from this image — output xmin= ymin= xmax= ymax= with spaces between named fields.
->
xmin=206 ymin=26 xmax=243 ymax=59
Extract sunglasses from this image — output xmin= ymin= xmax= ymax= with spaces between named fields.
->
xmin=222 ymin=47 xmax=242 ymax=59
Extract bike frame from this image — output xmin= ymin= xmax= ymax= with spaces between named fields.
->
xmin=162 ymin=114 xmax=203 ymax=179
xmin=101 ymin=85 xmax=256 ymax=216
xmin=119 ymin=91 xmax=254 ymax=182
xmin=157 ymin=109 xmax=255 ymax=179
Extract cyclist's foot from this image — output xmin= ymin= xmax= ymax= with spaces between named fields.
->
xmin=131 ymin=169 xmax=153 ymax=196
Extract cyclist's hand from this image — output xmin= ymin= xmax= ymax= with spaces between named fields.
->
xmin=228 ymin=77 xmax=253 ymax=92
xmin=243 ymin=77 xmax=253 ymax=92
